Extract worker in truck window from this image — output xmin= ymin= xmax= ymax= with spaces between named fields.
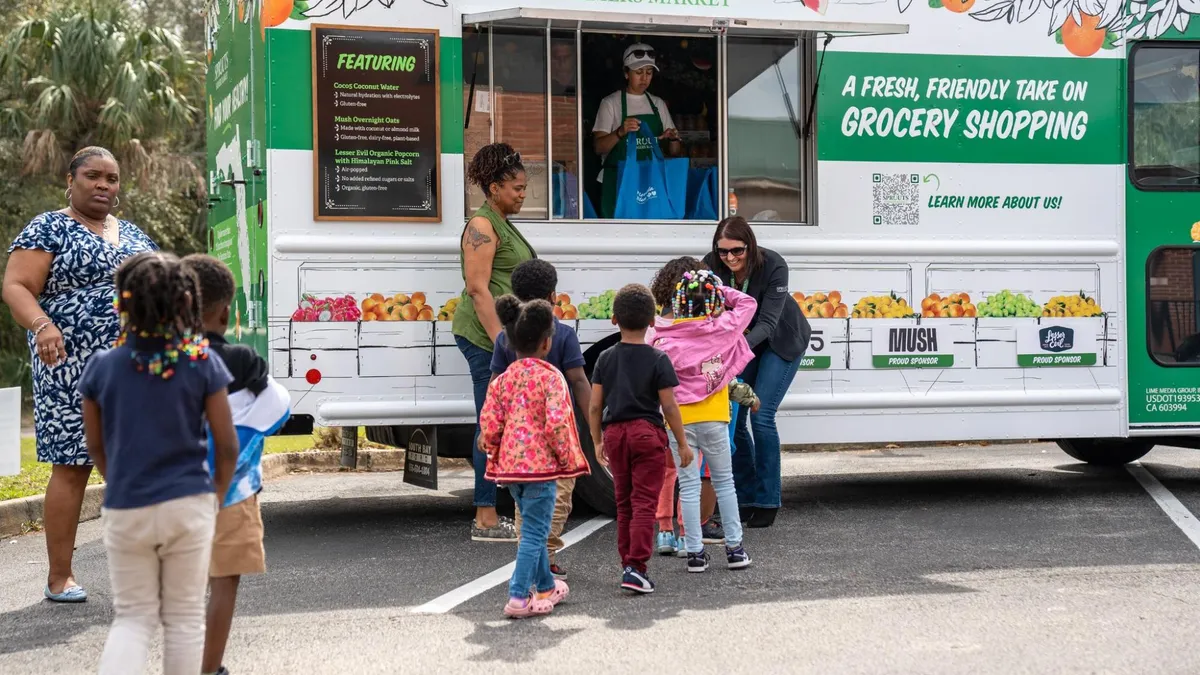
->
xmin=591 ymin=43 xmax=681 ymax=219
xmin=453 ymin=143 xmax=538 ymax=544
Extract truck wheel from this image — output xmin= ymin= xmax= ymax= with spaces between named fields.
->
xmin=1056 ymin=439 xmax=1154 ymax=466
xmin=573 ymin=411 xmax=616 ymax=517
xmin=571 ymin=332 xmax=622 ymax=517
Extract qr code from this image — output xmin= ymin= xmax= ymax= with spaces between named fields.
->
xmin=871 ymin=173 xmax=920 ymax=226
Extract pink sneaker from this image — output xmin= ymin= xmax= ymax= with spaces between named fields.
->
xmin=537 ymin=579 xmax=570 ymax=606
xmin=503 ymin=595 xmax=553 ymax=619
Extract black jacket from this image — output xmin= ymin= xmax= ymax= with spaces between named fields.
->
xmin=703 ymin=247 xmax=811 ymax=362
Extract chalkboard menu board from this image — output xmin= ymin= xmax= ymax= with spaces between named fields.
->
xmin=311 ymin=25 xmax=440 ymax=222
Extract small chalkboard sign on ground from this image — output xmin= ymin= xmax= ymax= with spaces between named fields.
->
xmin=311 ymin=24 xmax=441 ymax=222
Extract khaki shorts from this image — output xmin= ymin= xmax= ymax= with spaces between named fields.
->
xmin=209 ymin=493 xmax=266 ymax=578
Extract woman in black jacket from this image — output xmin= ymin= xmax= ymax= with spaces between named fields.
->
xmin=702 ymin=217 xmax=811 ymax=528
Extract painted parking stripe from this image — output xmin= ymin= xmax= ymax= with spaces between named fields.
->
xmin=1127 ymin=462 xmax=1200 ymax=552
xmin=410 ymin=515 xmax=613 ymax=614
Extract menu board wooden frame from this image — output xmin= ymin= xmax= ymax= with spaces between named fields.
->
xmin=311 ymin=24 xmax=442 ymax=223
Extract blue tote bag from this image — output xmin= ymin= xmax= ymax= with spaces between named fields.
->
xmin=685 ymin=166 xmax=719 ymax=221
xmin=613 ymin=125 xmax=688 ymax=220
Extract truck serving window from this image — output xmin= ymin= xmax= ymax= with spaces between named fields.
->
xmin=1130 ymin=44 xmax=1200 ymax=191
xmin=727 ymin=37 xmax=807 ymax=223
xmin=462 ymin=26 xmax=810 ymax=224
xmin=1147 ymin=246 xmax=1200 ymax=366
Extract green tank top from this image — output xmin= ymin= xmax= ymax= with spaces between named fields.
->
xmin=451 ymin=202 xmax=537 ymax=351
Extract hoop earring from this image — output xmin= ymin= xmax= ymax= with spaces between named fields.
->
xmin=64 ymin=187 xmax=72 ymax=202
xmin=113 ymin=196 xmax=120 ymax=209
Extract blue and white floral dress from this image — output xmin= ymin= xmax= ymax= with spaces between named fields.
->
xmin=8 ymin=211 xmax=157 ymax=465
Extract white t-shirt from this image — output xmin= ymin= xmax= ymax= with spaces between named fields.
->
xmin=592 ymin=90 xmax=675 ymax=183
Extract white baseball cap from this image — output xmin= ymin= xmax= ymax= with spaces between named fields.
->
xmin=623 ymin=43 xmax=658 ymax=71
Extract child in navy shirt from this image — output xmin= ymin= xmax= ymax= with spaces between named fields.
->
xmin=79 ymin=251 xmax=238 ymax=675
xmin=490 ymin=259 xmax=592 ymax=580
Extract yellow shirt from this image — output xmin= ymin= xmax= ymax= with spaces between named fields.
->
xmin=668 ymin=317 xmax=731 ymax=425
xmin=680 ymin=386 xmax=730 ymax=425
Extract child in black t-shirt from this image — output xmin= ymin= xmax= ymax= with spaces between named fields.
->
xmin=588 ymin=283 xmax=693 ymax=594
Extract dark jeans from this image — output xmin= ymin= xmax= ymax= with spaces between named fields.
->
xmin=455 ymin=336 xmax=497 ymax=508
xmin=732 ymin=347 xmax=800 ymax=509
xmin=605 ymin=419 xmax=669 ymax=573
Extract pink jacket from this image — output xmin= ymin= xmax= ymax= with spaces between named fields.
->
xmin=649 ymin=287 xmax=757 ymax=406
xmin=479 ymin=358 xmax=591 ymax=484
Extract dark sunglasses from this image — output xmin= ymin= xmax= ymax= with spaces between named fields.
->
xmin=503 ymin=151 xmax=522 ymax=166
xmin=628 ymin=49 xmax=655 ymax=59
xmin=717 ymin=246 xmax=747 ymax=258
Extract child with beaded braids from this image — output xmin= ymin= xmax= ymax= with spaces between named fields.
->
xmin=650 ymin=268 xmax=758 ymax=572
xmin=79 ymin=251 xmax=239 ymax=675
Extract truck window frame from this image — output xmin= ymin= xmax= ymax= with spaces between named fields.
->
xmin=464 ymin=25 xmax=818 ymax=227
xmin=1128 ymin=40 xmax=1200 ymax=194
xmin=1145 ymin=244 xmax=1200 ymax=368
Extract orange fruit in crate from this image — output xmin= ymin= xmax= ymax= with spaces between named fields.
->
xmin=399 ymin=304 xmax=419 ymax=321
xmin=828 ymin=291 xmax=842 ymax=305
xmin=417 ymin=306 xmax=434 ymax=321
xmin=834 ymin=305 xmax=849 ymax=318
xmin=411 ymin=292 xmax=427 ymax=308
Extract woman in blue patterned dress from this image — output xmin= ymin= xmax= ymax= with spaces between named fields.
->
xmin=2 ymin=147 xmax=157 ymax=602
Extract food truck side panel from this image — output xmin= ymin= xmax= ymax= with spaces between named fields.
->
xmin=247 ymin=0 xmax=1137 ymax=449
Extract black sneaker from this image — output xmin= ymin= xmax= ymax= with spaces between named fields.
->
xmin=550 ymin=563 xmax=567 ymax=580
xmin=215 ymin=668 xmax=229 ymax=675
xmin=701 ymin=520 xmax=725 ymax=544
xmin=621 ymin=566 xmax=655 ymax=594
xmin=726 ymin=545 xmax=752 ymax=570
xmin=686 ymin=550 xmax=710 ymax=573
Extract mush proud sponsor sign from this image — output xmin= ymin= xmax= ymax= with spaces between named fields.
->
xmin=1016 ymin=323 xmax=1098 ymax=367
xmin=871 ymin=326 xmax=953 ymax=368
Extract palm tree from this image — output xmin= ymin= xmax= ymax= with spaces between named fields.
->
xmin=0 ymin=0 xmax=203 ymax=192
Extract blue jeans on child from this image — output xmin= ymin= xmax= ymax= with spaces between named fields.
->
xmin=732 ymin=348 xmax=801 ymax=509
xmin=507 ymin=481 xmax=558 ymax=599
xmin=455 ymin=336 xmax=498 ymax=508
xmin=669 ymin=421 xmax=743 ymax=554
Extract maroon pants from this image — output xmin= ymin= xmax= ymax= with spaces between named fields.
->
xmin=604 ymin=419 xmax=669 ymax=573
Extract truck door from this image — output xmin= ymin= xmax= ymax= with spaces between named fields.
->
xmin=1127 ymin=40 xmax=1200 ymax=432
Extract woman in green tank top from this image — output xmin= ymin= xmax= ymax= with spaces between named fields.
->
xmin=453 ymin=143 xmax=536 ymax=542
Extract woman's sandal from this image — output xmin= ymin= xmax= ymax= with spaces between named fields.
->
xmin=44 ymin=584 xmax=87 ymax=603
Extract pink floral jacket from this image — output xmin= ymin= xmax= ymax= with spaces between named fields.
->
xmin=480 ymin=358 xmax=591 ymax=484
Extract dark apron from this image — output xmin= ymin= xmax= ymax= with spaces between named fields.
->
xmin=600 ymin=91 xmax=665 ymax=219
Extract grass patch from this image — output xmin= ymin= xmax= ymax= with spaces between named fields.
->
xmin=0 ymin=428 xmax=385 ymax=502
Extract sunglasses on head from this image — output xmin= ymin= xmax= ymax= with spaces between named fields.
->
xmin=503 ymin=151 xmax=521 ymax=166
xmin=628 ymin=49 xmax=655 ymax=59
xmin=717 ymin=246 xmax=747 ymax=258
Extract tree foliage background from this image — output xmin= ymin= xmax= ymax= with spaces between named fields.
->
xmin=0 ymin=0 xmax=208 ymax=405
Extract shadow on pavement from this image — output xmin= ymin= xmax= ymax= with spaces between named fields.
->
xmin=453 ymin=464 xmax=1200 ymax=662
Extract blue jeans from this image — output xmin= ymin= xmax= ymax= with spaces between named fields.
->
xmin=455 ymin=336 xmax=497 ymax=508
xmin=669 ymin=421 xmax=743 ymax=553
xmin=732 ymin=348 xmax=800 ymax=509
xmin=508 ymin=481 xmax=558 ymax=599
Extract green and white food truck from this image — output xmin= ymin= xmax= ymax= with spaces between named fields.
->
xmin=205 ymin=0 xmax=1200 ymax=512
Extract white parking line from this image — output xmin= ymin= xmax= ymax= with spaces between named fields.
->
xmin=1127 ymin=462 xmax=1200 ymax=552
xmin=410 ymin=515 xmax=613 ymax=614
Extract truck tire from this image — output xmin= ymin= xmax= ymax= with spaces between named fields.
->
xmin=573 ymin=409 xmax=616 ymax=516
xmin=571 ymin=331 xmax=623 ymax=516
xmin=1056 ymin=439 xmax=1154 ymax=466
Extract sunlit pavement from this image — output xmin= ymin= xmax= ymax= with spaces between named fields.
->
xmin=4 ymin=443 xmax=1200 ymax=674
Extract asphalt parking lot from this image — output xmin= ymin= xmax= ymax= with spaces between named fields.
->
xmin=5 ymin=443 xmax=1200 ymax=674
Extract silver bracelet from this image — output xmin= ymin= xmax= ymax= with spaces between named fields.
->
xmin=31 ymin=316 xmax=50 ymax=330
xmin=33 ymin=322 xmax=54 ymax=337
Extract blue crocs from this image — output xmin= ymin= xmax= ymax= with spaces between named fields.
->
xmin=44 ymin=584 xmax=87 ymax=603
